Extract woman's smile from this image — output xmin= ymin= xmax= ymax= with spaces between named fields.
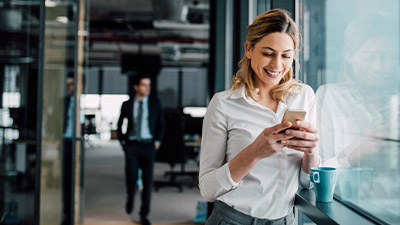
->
xmin=264 ymin=68 xmax=281 ymax=78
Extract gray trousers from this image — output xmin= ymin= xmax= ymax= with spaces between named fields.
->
xmin=206 ymin=201 xmax=296 ymax=225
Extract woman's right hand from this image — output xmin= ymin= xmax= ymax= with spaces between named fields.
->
xmin=228 ymin=121 xmax=294 ymax=183
xmin=250 ymin=121 xmax=294 ymax=159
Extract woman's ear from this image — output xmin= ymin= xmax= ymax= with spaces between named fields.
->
xmin=244 ymin=42 xmax=251 ymax=59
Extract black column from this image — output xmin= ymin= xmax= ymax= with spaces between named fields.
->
xmin=232 ymin=0 xmax=249 ymax=74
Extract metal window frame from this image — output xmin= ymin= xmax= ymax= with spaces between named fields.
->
xmin=34 ymin=0 xmax=45 ymax=224
xmin=209 ymin=0 xmax=250 ymax=96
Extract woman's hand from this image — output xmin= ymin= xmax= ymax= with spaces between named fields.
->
xmin=229 ymin=121 xmax=294 ymax=183
xmin=250 ymin=121 xmax=296 ymax=159
xmin=281 ymin=121 xmax=319 ymax=173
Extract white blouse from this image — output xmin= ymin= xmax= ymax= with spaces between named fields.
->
xmin=199 ymin=84 xmax=316 ymax=219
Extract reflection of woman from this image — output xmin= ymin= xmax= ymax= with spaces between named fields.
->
xmin=199 ymin=9 xmax=319 ymax=225
xmin=317 ymin=15 xmax=399 ymax=168
xmin=316 ymin=15 xmax=400 ymax=206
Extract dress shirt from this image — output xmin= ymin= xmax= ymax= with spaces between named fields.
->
xmin=199 ymin=84 xmax=316 ymax=219
xmin=129 ymin=96 xmax=153 ymax=140
xmin=64 ymin=96 xmax=74 ymax=138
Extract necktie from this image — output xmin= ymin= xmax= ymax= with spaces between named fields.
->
xmin=136 ymin=101 xmax=143 ymax=140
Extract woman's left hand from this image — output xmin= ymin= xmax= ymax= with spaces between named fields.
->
xmin=281 ymin=121 xmax=320 ymax=173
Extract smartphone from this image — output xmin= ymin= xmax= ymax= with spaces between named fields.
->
xmin=281 ymin=109 xmax=306 ymax=130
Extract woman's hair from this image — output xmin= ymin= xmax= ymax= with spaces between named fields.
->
xmin=231 ymin=9 xmax=301 ymax=102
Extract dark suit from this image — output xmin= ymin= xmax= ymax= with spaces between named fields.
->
xmin=62 ymin=95 xmax=73 ymax=225
xmin=117 ymin=97 xmax=165 ymax=217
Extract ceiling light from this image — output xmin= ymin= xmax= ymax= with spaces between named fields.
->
xmin=45 ymin=0 xmax=57 ymax=7
xmin=56 ymin=16 xmax=68 ymax=24
xmin=78 ymin=30 xmax=88 ymax=36
xmin=153 ymin=20 xmax=209 ymax=30
xmin=183 ymin=107 xmax=207 ymax=118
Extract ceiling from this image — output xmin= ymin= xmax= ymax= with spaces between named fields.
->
xmin=88 ymin=0 xmax=210 ymax=67
xmin=0 ymin=0 xmax=210 ymax=68
xmin=90 ymin=0 xmax=153 ymax=19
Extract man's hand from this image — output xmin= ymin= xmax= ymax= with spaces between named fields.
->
xmin=154 ymin=141 xmax=160 ymax=150
xmin=120 ymin=140 xmax=127 ymax=151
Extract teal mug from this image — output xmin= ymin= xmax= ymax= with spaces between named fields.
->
xmin=310 ymin=167 xmax=338 ymax=202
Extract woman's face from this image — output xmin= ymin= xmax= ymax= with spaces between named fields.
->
xmin=245 ymin=32 xmax=295 ymax=88
xmin=349 ymin=36 xmax=397 ymax=86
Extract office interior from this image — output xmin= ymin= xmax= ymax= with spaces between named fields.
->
xmin=0 ymin=0 xmax=399 ymax=224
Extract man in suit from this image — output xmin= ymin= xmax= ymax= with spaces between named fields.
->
xmin=117 ymin=74 xmax=165 ymax=225
xmin=62 ymin=74 xmax=75 ymax=225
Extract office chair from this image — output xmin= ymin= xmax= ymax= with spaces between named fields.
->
xmin=153 ymin=109 xmax=198 ymax=192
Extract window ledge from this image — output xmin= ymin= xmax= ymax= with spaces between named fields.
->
xmin=295 ymin=189 xmax=377 ymax=225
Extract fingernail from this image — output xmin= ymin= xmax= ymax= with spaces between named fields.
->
xmin=297 ymin=121 xmax=301 ymax=125
xmin=281 ymin=140 xmax=287 ymax=144
xmin=286 ymin=130 xmax=290 ymax=134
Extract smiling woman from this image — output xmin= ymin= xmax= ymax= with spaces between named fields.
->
xmin=199 ymin=9 xmax=319 ymax=225
xmin=232 ymin=9 xmax=301 ymax=106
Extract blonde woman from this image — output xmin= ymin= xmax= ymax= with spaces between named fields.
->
xmin=199 ymin=9 xmax=319 ymax=225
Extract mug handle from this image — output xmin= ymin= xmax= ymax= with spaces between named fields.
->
xmin=311 ymin=172 xmax=320 ymax=183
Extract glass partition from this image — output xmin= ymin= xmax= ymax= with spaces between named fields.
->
xmin=299 ymin=0 xmax=400 ymax=224
xmin=40 ymin=0 xmax=87 ymax=224
xmin=0 ymin=1 xmax=41 ymax=224
xmin=41 ymin=1 xmax=73 ymax=223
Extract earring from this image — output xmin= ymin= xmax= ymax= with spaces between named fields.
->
xmin=246 ymin=53 xmax=251 ymax=59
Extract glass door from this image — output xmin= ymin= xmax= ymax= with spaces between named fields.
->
xmin=0 ymin=1 xmax=41 ymax=224
xmin=40 ymin=0 xmax=88 ymax=224
xmin=0 ymin=0 xmax=87 ymax=224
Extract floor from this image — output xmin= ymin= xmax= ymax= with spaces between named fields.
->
xmin=83 ymin=139 xmax=205 ymax=225
xmin=90 ymin=223 xmax=199 ymax=225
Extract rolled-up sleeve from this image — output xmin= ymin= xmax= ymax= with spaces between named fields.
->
xmin=199 ymin=94 xmax=239 ymax=202
xmin=299 ymin=167 xmax=311 ymax=189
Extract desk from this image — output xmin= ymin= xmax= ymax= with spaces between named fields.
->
xmin=185 ymin=140 xmax=201 ymax=161
xmin=153 ymin=140 xmax=201 ymax=192
xmin=184 ymin=140 xmax=201 ymax=147
xmin=182 ymin=139 xmax=201 ymax=180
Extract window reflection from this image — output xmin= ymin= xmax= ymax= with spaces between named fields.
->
xmin=300 ymin=0 xmax=400 ymax=223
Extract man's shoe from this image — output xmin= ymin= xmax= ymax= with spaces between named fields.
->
xmin=125 ymin=196 xmax=133 ymax=214
xmin=140 ymin=216 xmax=151 ymax=225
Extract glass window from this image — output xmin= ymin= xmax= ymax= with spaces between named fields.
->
xmin=157 ymin=67 xmax=208 ymax=108
xmin=157 ymin=68 xmax=179 ymax=108
xmin=299 ymin=0 xmax=400 ymax=224
xmin=182 ymin=67 xmax=208 ymax=106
